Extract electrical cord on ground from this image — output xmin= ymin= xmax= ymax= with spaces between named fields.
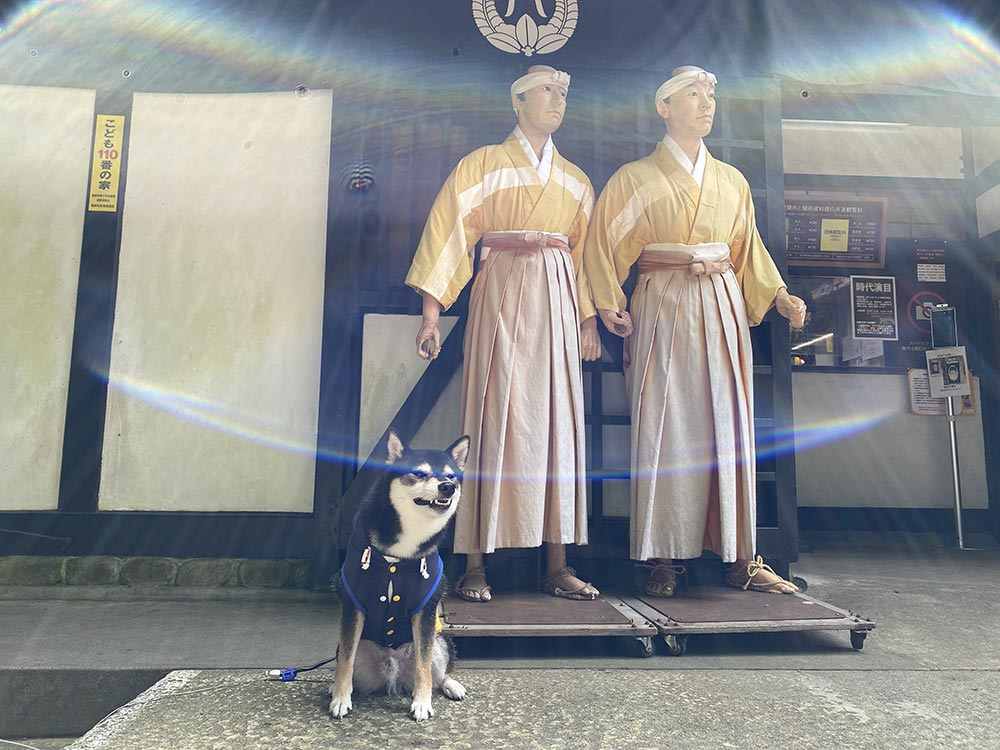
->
xmin=265 ymin=654 xmax=337 ymax=681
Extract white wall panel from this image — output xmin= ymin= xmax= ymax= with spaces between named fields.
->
xmin=972 ymin=126 xmax=1000 ymax=176
xmin=783 ymin=124 xmax=963 ymax=179
xmin=99 ymin=91 xmax=332 ymax=512
xmin=0 ymin=85 xmax=94 ymax=510
xmin=412 ymin=367 xmax=465 ymax=455
xmin=977 ymin=183 xmax=1000 ymax=239
xmin=793 ymin=372 xmax=987 ymax=509
xmin=359 ymin=313 xmax=459 ymax=461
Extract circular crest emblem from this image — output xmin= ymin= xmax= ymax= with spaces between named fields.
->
xmin=473 ymin=0 xmax=578 ymax=56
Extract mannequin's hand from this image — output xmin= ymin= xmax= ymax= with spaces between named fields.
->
xmin=581 ymin=317 xmax=601 ymax=361
xmin=775 ymin=289 xmax=807 ymax=329
xmin=598 ymin=308 xmax=633 ymax=338
xmin=416 ymin=321 xmax=440 ymax=360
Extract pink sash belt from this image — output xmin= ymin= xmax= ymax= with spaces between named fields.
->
xmin=637 ymin=242 xmax=732 ymax=275
xmin=481 ymin=230 xmax=570 ymax=253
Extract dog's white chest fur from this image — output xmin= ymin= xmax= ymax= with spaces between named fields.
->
xmin=385 ymin=472 xmax=459 ymax=559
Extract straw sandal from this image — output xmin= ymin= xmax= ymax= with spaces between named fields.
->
xmin=726 ymin=556 xmax=799 ymax=595
xmin=454 ymin=566 xmax=492 ymax=602
xmin=643 ymin=562 xmax=687 ymax=598
xmin=543 ymin=566 xmax=599 ymax=600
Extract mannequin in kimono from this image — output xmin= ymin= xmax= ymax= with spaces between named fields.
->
xmin=584 ymin=66 xmax=807 ymax=597
xmin=405 ymin=66 xmax=602 ymax=602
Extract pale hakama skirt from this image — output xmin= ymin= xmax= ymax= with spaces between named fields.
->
xmin=626 ymin=242 xmax=755 ymax=563
xmin=453 ymin=232 xmax=588 ymax=554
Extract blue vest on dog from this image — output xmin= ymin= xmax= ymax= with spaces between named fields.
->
xmin=339 ymin=512 xmax=443 ymax=649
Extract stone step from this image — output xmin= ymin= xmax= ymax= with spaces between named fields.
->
xmin=0 ymin=556 xmax=310 ymax=589
xmin=0 ymin=669 xmax=165 ymax=738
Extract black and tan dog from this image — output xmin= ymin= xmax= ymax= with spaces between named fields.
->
xmin=330 ymin=430 xmax=470 ymax=721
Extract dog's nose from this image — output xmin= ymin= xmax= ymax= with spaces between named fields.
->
xmin=438 ymin=481 xmax=455 ymax=498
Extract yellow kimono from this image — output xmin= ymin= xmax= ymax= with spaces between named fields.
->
xmin=406 ymin=130 xmax=594 ymax=554
xmin=584 ymin=141 xmax=785 ymax=563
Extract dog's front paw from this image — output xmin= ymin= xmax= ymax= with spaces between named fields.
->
xmin=329 ymin=695 xmax=353 ymax=719
xmin=410 ymin=697 xmax=435 ymax=722
xmin=441 ymin=677 xmax=466 ymax=701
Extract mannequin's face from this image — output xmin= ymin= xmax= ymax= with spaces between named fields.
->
xmin=515 ymin=83 xmax=568 ymax=138
xmin=658 ymin=80 xmax=716 ymax=140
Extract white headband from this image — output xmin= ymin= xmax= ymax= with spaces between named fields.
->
xmin=654 ymin=68 xmax=717 ymax=106
xmin=511 ymin=69 xmax=571 ymax=97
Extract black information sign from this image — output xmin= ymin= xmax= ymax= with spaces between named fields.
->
xmin=851 ymin=275 xmax=898 ymax=340
xmin=890 ymin=240 xmax=955 ymax=368
xmin=786 ymin=195 xmax=887 ymax=268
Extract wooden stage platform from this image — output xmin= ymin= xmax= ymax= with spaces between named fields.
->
xmin=441 ymin=586 xmax=875 ymax=657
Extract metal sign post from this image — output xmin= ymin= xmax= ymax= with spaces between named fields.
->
xmin=927 ymin=306 xmax=991 ymax=550
xmin=944 ymin=393 xmax=965 ymax=549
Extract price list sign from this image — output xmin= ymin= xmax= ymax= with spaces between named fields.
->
xmin=785 ymin=195 xmax=887 ymax=268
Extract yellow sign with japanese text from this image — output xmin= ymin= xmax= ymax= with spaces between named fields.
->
xmin=820 ymin=218 xmax=849 ymax=252
xmin=88 ymin=114 xmax=125 ymax=212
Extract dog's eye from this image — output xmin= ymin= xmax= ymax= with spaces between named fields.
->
xmin=410 ymin=470 xmax=428 ymax=479
xmin=444 ymin=473 xmax=456 ymax=481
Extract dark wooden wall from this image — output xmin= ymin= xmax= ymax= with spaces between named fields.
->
xmin=4 ymin=0 xmax=998 ymax=582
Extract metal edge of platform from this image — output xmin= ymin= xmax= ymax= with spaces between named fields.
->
xmin=440 ymin=594 xmax=659 ymax=638
xmin=796 ymin=591 xmax=877 ymax=627
xmin=619 ymin=593 xmax=876 ymax=637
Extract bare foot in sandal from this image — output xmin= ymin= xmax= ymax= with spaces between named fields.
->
xmin=643 ymin=559 xmax=686 ymax=598
xmin=543 ymin=566 xmax=599 ymax=600
xmin=726 ymin=556 xmax=798 ymax=594
xmin=454 ymin=565 xmax=492 ymax=602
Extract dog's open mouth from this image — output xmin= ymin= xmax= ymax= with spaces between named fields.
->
xmin=413 ymin=497 xmax=453 ymax=507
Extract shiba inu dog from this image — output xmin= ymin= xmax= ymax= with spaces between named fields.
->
xmin=330 ymin=430 xmax=470 ymax=722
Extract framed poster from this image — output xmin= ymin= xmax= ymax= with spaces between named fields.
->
xmin=786 ymin=194 xmax=888 ymax=268
xmin=850 ymin=275 xmax=898 ymax=340
xmin=892 ymin=240 xmax=956 ymax=369
xmin=907 ymin=369 xmax=976 ymax=416
xmin=926 ymin=346 xmax=971 ymax=398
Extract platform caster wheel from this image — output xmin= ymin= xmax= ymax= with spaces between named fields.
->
xmin=792 ymin=576 xmax=808 ymax=592
xmin=663 ymin=634 xmax=687 ymax=656
xmin=635 ymin=636 xmax=654 ymax=658
xmin=850 ymin=630 xmax=867 ymax=650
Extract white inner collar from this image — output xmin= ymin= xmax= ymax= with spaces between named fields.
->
xmin=663 ymin=134 xmax=707 ymax=188
xmin=514 ymin=126 xmax=554 ymax=183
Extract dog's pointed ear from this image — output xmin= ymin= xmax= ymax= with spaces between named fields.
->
xmin=386 ymin=430 xmax=406 ymax=464
xmin=448 ymin=435 xmax=470 ymax=472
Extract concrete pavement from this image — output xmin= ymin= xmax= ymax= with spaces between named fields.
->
xmin=1 ymin=531 xmax=998 ymax=749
